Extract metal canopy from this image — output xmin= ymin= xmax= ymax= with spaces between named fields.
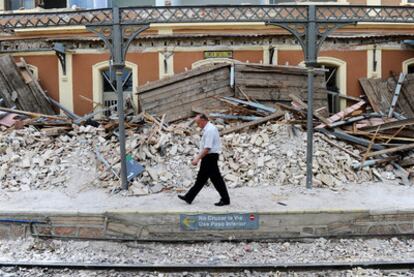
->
xmin=0 ymin=5 xmax=414 ymax=27
xmin=1 ymin=5 xmax=413 ymax=190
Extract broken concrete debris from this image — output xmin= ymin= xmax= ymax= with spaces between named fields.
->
xmin=1 ymin=62 xmax=413 ymax=194
xmin=0 ymin=116 xmax=392 ymax=194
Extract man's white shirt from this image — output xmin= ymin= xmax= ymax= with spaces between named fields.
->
xmin=200 ymin=122 xmax=221 ymax=154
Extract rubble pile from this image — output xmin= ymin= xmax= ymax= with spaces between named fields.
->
xmin=0 ymin=118 xmax=382 ymax=194
xmin=0 ymin=125 xmax=98 ymax=191
xmin=1 ymin=60 xmax=414 ymax=194
xmin=125 ymin=121 xmax=378 ymax=194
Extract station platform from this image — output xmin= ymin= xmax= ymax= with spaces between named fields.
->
xmin=0 ymin=181 xmax=414 ymax=241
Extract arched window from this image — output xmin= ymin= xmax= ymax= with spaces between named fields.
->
xmin=101 ymin=67 xmax=133 ymax=116
xmin=402 ymin=58 xmax=414 ymax=74
xmin=92 ymin=61 xmax=138 ymax=117
xmin=300 ymin=56 xmax=347 ymax=112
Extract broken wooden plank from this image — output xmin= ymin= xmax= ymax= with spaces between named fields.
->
xmin=385 ymin=125 xmax=407 ymax=144
xmin=359 ymin=118 xmax=414 ymax=133
xmin=0 ymin=107 xmax=66 ymax=121
xmin=316 ymin=100 xmax=366 ymax=128
xmin=348 ymin=130 xmax=414 ymax=143
xmin=326 ymin=90 xmax=362 ymax=102
xmin=144 ymin=112 xmax=172 ymax=132
xmin=19 ymin=58 xmax=55 ymax=111
xmin=0 ymin=55 xmax=55 ymax=115
xmin=329 ymin=113 xmax=381 ymax=128
xmin=289 ymin=94 xmax=331 ymax=126
xmin=275 ymin=103 xmax=306 ymax=117
xmin=366 ymin=143 xmax=414 ymax=158
xmin=237 ymin=86 xmax=254 ymax=102
xmin=359 ymin=77 xmax=390 ymax=114
xmin=360 ymin=125 xmax=381 ymax=170
xmin=79 ymin=94 xmax=104 ymax=109
xmin=222 ymin=111 xmax=285 ymax=135
xmin=0 ymin=112 xmax=19 ymax=127
xmin=390 ymin=72 xmax=414 ymax=118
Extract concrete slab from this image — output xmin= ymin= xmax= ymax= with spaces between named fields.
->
xmin=0 ymin=181 xmax=414 ymax=240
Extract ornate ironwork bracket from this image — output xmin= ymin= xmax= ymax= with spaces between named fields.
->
xmin=315 ymin=22 xmax=357 ymax=54
xmin=266 ymin=22 xmax=306 ymax=54
xmin=53 ymin=43 xmax=66 ymax=75
xmin=86 ymin=24 xmax=149 ymax=66
xmin=266 ymin=21 xmax=356 ymax=67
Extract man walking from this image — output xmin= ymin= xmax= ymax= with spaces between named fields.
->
xmin=178 ymin=114 xmax=230 ymax=206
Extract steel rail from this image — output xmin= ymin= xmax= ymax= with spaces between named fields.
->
xmin=0 ymin=260 xmax=414 ymax=272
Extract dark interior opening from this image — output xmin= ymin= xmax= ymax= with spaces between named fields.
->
xmin=41 ymin=0 xmax=67 ymax=9
xmin=407 ymin=64 xmax=414 ymax=74
xmin=320 ymin=64 xmax=340 ymax=114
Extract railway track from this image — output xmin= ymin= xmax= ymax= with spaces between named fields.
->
xmin=1 ymin=260 xmax=414 ymax=273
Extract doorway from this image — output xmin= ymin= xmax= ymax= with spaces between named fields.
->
xmin=319 ymin=63 xmax=340 ymax=114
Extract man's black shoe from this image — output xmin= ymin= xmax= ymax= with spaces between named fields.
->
xmin=214 ymin=200 xmax=230 ymax=206
xmin=178 ymin=195 xmax=191 ymax=204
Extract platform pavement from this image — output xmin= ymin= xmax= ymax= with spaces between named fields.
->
xmin=0 ymin=182 xmax=413 ymax=241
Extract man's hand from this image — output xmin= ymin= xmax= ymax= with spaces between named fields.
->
xmin=192 ymin=148 xmax=209 ymax=166
xmin=191 ymin=156 xmax=200 ymax=166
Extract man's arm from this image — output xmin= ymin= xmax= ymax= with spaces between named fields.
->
xmin=192 ymin=148 xmax=210 ymax=165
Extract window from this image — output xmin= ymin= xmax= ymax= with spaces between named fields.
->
xmin=6 ymin=0 xmax=35 ymax=10
xmin=408 ymin=64 xmax=414 ymax=74
xmin=269 ymin=0 xmax=335 ymax=2
xmin=319 ymin=64 xmax=340 ymax=114
xmin=41 ymin=0 xmax=67 ymax=9
xmin=176 ymin=0 xmax=262 ymax=5
xmin=6 ymin=0 xmax=67 ymax=10
xmin=69 ymin=0 xmax=110 ymax=9
xmin=101 ymin=68 xmax=133 ymax=116
xmin=110 ymin=0 xmax=156 ymax=6
xmin=269 ymin=0 xmax=295 ymax=3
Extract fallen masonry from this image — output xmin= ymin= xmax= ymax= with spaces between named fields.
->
xmin=0 ymin=62 xmax=413 ymax=195
xmin=0 ymin=117 xmax=407 ymax=195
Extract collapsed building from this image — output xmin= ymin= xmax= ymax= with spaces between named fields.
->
xmin=0 ymin=1 xmax=413 ymax=191
xmin=1 ymin=56 xmax=413 ymax=193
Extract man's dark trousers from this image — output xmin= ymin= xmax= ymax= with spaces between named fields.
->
xmin=185 ymin=153 xmax=230 ymax=203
